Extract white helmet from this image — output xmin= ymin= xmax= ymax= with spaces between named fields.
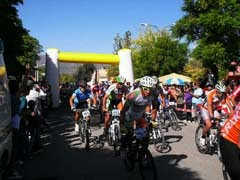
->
xmin=140 ymin=76 xmax=154 ymax=88
xmin=151 ymin=76 xmax=158 ymax=85
xmin=215 ymin=81 xmax=226 ymax=93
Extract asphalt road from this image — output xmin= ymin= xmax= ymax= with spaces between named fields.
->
xmin=21 ymin=105 xmax=223 ymax=180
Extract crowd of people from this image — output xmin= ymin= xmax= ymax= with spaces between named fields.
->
xmin=67 ymin=68 xmax=240 ymax=180
xmin=6 ymin=64 xmax=52 ymax=179
xmin=6 ymin=61 xmax=240 ymax=179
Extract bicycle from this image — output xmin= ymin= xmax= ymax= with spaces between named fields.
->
xmin=107 ymin=106 xmax=121 ymax=154
xmin=75 ymin=108 xmax=92 ymax=151
xmin=159 ymin=102 xmax=181 ymax=131
xmin=146 ymin=112 xmax=166 ymax=153
xmin=121 ymin=127 xmax=157 ymax=180
xmin=195 ymin=116 xmax=226 ymax=154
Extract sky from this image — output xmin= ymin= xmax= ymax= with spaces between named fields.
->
xmin=17 ymin=0 xmax=184 ymax=54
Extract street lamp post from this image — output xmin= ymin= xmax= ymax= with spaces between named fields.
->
xmin=140 ymin=22 xmax=175 ymax=33
xmin=140 ymin=22 xmax=160 ymax=31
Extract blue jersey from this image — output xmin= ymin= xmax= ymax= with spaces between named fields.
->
xmin=73 ymin=88 xmax=92 ymax=104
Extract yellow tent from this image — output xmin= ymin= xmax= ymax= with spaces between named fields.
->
xmin=159 ymin=73 xmax=192 ymax=83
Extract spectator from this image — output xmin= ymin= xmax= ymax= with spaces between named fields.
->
xmin=191 ymin=81 xmax=204 ymax=121
xmin=7 ymin=64 xmax=31 ymax=179
xmin=176 ymin=85 xmax=185 ymax=120
xmin=184 ymin=84 xmax=193 ymax=122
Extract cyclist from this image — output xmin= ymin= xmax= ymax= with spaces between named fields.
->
xmin=200 ymin=81 xmax=233 ymax=145
xmin=229 ymin=81 xmax=240 ymax=108
xmin=102 ymin=75 xmax=127 ymax=136
xmin=220 ymin=96 xmax=240 ymax=180
xmin=151 ymin=76 xmax=165 ymax=110
xmin=69 ymin=80 xmax=93 ymax=132
xmin=91 ymin=81 xmax=99 ymax=109
xmin=119 ymin=76 xmax=157 ymax=148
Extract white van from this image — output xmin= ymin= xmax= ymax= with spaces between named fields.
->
xmin=0 ymin=38 xmax=12 ymax=175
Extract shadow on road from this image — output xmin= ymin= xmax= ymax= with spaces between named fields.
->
xmin=165 ymin=135 xmax=183 ymax=144
xmin=21 ymin=105 xmax=204 ymax=180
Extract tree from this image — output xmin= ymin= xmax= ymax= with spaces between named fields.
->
xmin=17 ymin=34 xmax=43 ymax=66
xmin=60 ymin=73 xmax=75 ymax=84
xmin=74 ymin=64 xmax=96 ymax=82
xmin=184 ymin=58 xmax=207 ymax=81
xmin=172 ymin=0 xmax=240 ymax=78
xmin=108 ymin=31 xmax=132 ymax=78
xmin=0 ymin=0 xmax=42 ymax=76
xmin=132 ymin=29 xmax=188 ymax=78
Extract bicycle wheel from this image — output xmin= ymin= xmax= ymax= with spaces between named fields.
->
xmin=170 ymin=111 xmax=181 ymax=131
xmin=113 ymin=125 xmax=120 ymax=155
xmin=195 ymin=124 xmax=209 ymax=154
xmin=83 ymin=121 xmax=90 ymax=151
xmin=79 ymin=120 xmax=85 ymax=143
xmin=152 ymin=128 xmax=166 ymax=153
xmin=138 ymin=149 xmax=157 ymax=180
xmin=107 ymin=126 xmax=113 ymax=146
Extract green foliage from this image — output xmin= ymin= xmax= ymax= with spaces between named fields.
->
xmin=38 ymin=66 xmax=45 ymax=81
xmin=17 ymin=34 xmax=43 ymax=66
xmin=173 ymin=0 xmax=240 ymax=72
xmin=109 ymin=31 xmax=132 ymax=78
xmin=60 ymin=73 xmax=75 ymax=84
xmin=183 ymin=58 xmax=207 ymax=80
xmin=107 ymin=64 xmax=118 ymax=78
xmin=74 ymin=64 xmax=96 ymax=82
xmin=191 ymin=41 xmax=227 ymax=68
xmin=0 ymin=0 xmax=42 ymax=76
xmin=132 ymin=30 xmax=188 ymax=78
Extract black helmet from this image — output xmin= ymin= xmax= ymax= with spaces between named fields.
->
xmin=79 ymin=80 xmax=87 ymax=88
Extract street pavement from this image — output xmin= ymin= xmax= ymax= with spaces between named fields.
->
xmin=21 ymin=105 xmax=223 ymax=180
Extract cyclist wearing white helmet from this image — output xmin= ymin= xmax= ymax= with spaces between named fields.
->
xmin=102 ymin=75 xmax=127 ymax=136
xmin=199 ymin=81 xmax=233 ymax=146
xmin=120 ymin=76 xmax=157 ymax=134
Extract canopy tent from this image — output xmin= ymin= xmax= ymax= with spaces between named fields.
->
xmin=159 ymin=73 xmax=192 ymax=84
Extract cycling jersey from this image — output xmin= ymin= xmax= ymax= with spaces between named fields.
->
xmin=72 ymin=88 xmax=92 ymax=104
xmin=221 ymin=102 xmax=240 ymax=145
xmin=105 ymin=83 xmax=126 ymax=101
xmin=92 ymin=85 xmax=99 ymax=95
xmin=203 ymin=89 xmax=230 ymax=111
xmin=151 ymin=85 xmax=163 ymax=98
xmin=229 ymin=85 xmax=240 ymax=103
xmin=125 ymin=88 xmax=154 ymax=121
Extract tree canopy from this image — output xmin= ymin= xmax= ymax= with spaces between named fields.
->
xmin=0 ymin=0 xmax=42 ymax=76
xmin=108 ymin=31 xmax=132 ymax=78
xmin=132 ymin=29 xmax=188 ymax=78
xmin=173 ymin=0 xmax=240 ymax=77
xmin=74 ymin=64 xmax=96 ymax=82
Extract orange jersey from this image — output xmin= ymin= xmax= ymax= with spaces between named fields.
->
xmin=221 ymin=102 xmax=240 ymax=145
xmin=204 ymin=89 xmax=231 ymax=115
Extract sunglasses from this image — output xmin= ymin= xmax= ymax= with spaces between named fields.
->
xmin=142 ymin=86 xmax=151 ymax=91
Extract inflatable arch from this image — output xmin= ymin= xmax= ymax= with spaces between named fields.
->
xmin=45 ymin=48 xmax=134 ymax=107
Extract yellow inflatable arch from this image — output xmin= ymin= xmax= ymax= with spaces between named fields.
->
xmin=45 ymin=48 xmax=133 ymax=107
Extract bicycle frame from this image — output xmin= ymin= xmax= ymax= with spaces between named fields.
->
xmin=76 ymin=108 xmax=91 ymax=150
